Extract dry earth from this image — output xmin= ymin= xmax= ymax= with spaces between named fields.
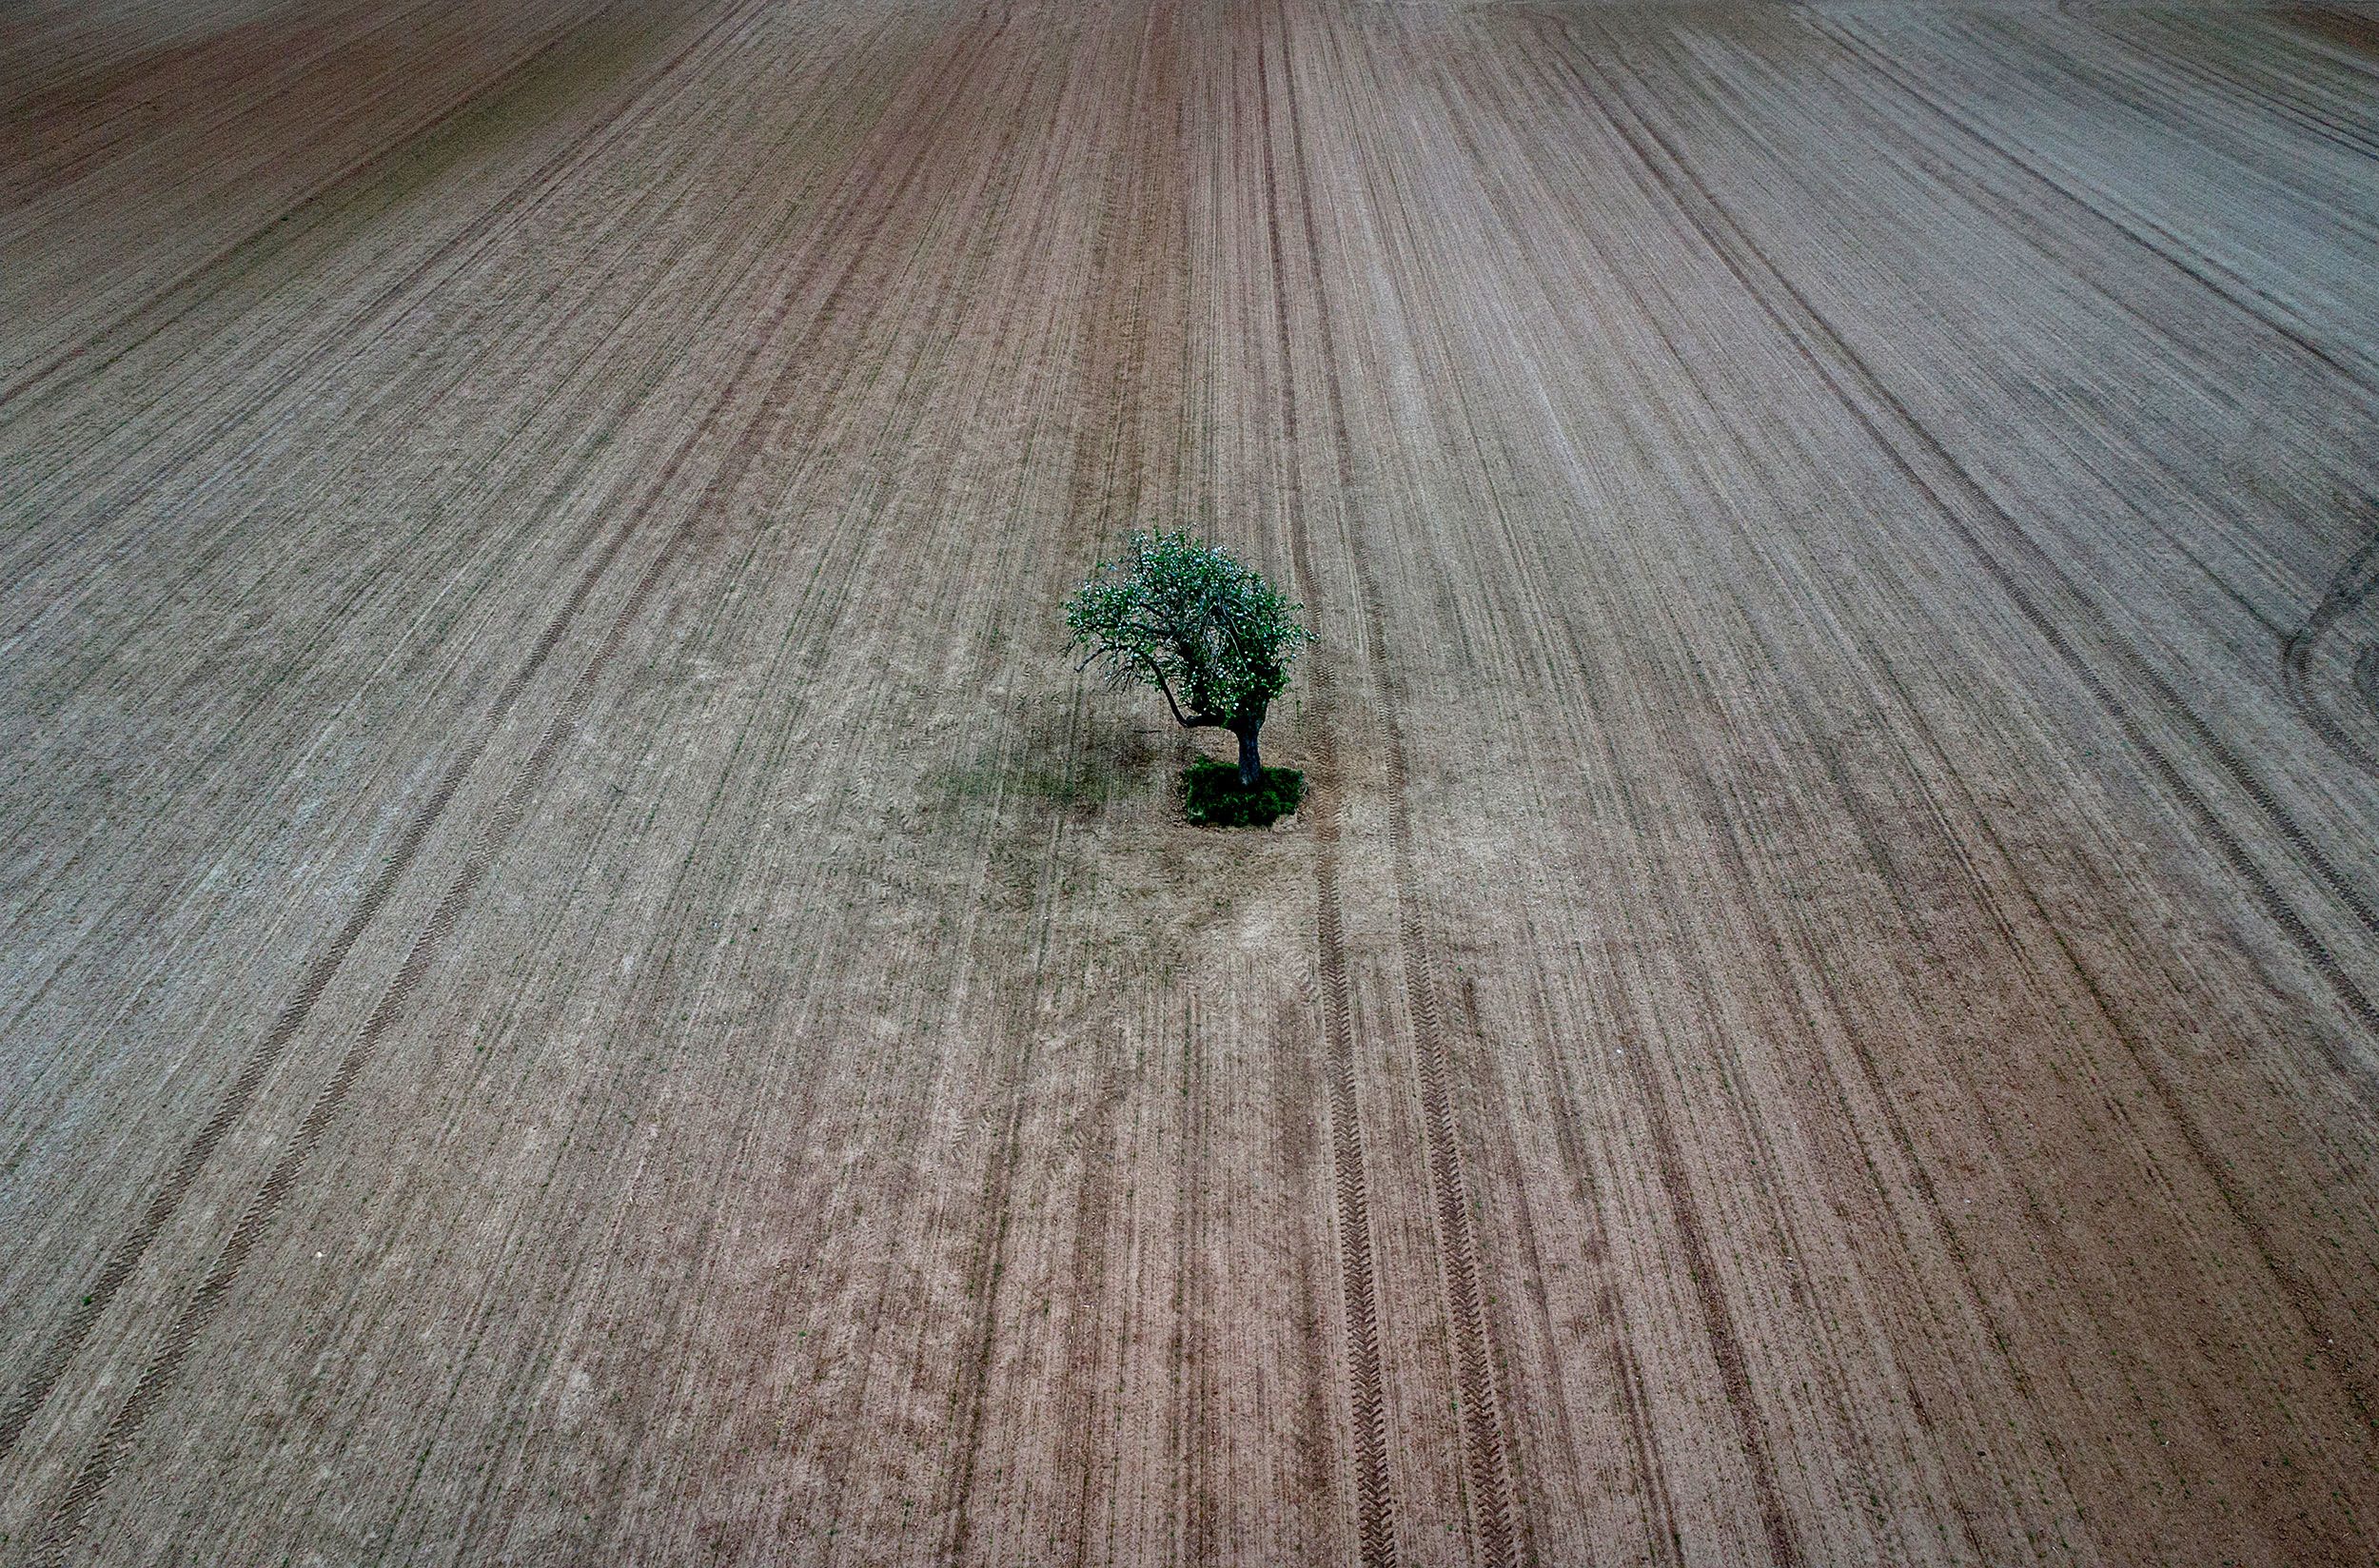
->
xmin=4 ymin=0 xmax=2379 ymax=1560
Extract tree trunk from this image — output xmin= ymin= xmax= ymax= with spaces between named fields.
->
xmin=1233 ymin=709 xmax=1265 ymax=790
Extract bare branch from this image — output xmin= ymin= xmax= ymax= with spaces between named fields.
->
xmin=1141 ymin=653 xmax=1226 ymax=728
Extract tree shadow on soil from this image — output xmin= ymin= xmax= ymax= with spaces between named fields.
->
xmin=925 ymin=708 xmax=1161 ymax=820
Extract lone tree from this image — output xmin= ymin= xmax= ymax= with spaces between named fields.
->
xmin=1066 ymin=529 xmax=1317 ymax=793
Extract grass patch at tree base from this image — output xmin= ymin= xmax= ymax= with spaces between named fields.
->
xmin=1182 ymin=756 xmax=1305 ymax=827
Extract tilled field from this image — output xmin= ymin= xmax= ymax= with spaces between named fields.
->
xmin=5 ymin=0 xmax=2378 ymax=1561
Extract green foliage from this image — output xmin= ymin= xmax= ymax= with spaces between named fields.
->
xmin=1065 ymin=530 xmax=1316 ymax=729
xmin=1182 ymin=757 xmax=1304 ymax=827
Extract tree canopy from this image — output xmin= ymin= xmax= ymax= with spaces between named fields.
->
xmin=1065 ymin=530 xmax=1316 ymax=794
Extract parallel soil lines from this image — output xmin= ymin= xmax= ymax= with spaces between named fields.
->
xmin=1268 ymin=11 xmax=1521 ymax=1560
xmin=1302 ymin=689 xmax=1402 ymax=1568
xmin=5 ymin=0 xmax=2379 ymax=1562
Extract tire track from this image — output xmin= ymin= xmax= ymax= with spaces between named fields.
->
xmin=1382 ymin=741 xmax=1521 ymax=1568
xmin=429 ymin=142 xmax=1012 ymax=1542
xmin=711 ymin=24 xmax=1150 ymax=1557
xmin=37 ymin=404 xmax=695 ymax=1560
xmin=1301 ymin=690 xmax=1401 ymax=1568
xmin=1622 ymin=1038 xmax=1810 ymax=1568
xmin=1347 ymin=35 xmax=1830 ymax=1556
xmin=2122 ymin=12 xmax=2379 ymax=165
xmin=1058 ymin=0 xmax=1183 ymax=545
xmin=0 ymin=0 xmax=762 ymax=608
xmin=1547 ymin=17 xmax=2379 ymax=1461
xmin=1725 ymin=685 xmax=2088 ymax=1556
xmin=1486 ymin=92 xmax=2100 ymax=1534
xmin=1058 ymin=1033 xmax=1131 ymax=1567
xmin=1607 ymin=94 xmax=2379 ymax=1502
xmin=1431 ymin=45 xmax=2150 ymax=1534
xmin=0 ymin=9 xmax=895 ymax=1180
xmin=1336 ymin=129 xmax=1807 ymax=1543
xmin=2289 ymin=3 xmax=2379 ymax=68
xmin=1169 ymin=993 xmax=1218 ymax=1568
xmin=0 ymin=685 xmax=475 ymax=1462
xmin=0 ymin=15 xmax=580 ymax=417
xmin=37 ymin=375 xmax=717 ymax=1560
xmin=1031 ymin=9 xmax=1197 ymax=1561
xmin=0 ymin=420 xmax=652 ymax=1463
xmin=0 ymin=2 xmax=881 ymax=1053
xmin=1266 ymin=14 xmax=1522 ymax=1562
xmin=940 ymin=769 xmax=1080 ymax=1564
xmin=1860 ymin=614 xmax=2379 ymax=1447
xmin=17 ymin=2 xmax=2379 ymax=1558
xmin=1704 ymin=14 xmax=2366 ymax=644
xmin=0 ymin=90 xmax=763 ymax=1058
xmin=2281 ymin=525 xmax=2379 ymax=776
xmin=1250 ymin=18 xmax=1398 ymax=1562
xmin=0 ymin=342 xmax=659 ymax=1099
xmin=1458 ymin=952 xmax=1686 ymax=1563
xmin=1 ymin=0 xmax=519 ymax=212
xmin=1268 ymin=984 xmax=1344 ymax=1567
xmin=1560 ymin=29 xmax=2379 ymax=1046
xmin=0 ymin=0 xmax=739 ymax=423
xmin=590 ymin=276 xmax=1085 ymax=1541
xmin=24 ymin=12 xmax=1014 ymax=1546
xmin=1812 ymin=15 xmax=2379 ymax=408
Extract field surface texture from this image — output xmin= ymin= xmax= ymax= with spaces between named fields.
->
xmin=5 ymin=0 xmax=2379 ymax=1561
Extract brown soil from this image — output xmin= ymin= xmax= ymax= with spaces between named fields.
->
xmin=4 ymin=0 xmax=2377 ymax=1561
